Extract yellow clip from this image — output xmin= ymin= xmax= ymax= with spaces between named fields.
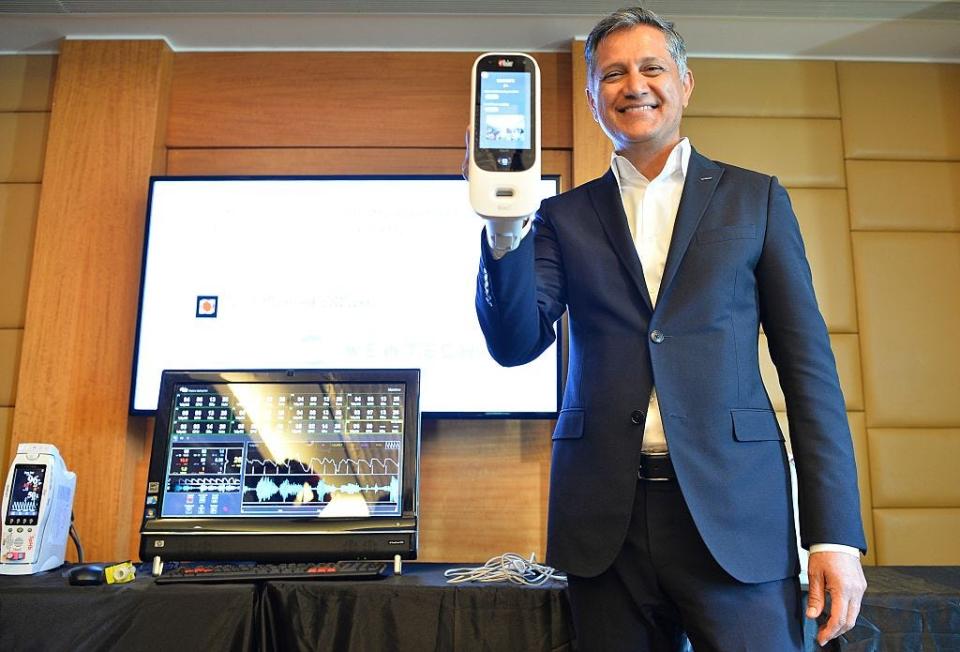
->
xmin=104 ymin=561 xmax=137 ymax=585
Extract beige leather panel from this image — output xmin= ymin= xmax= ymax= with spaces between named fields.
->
xmin=853 ymin=233 xmax=960 ymax=427
xmin=0 ymin=184 xmax=40 ymax=328
xmin=788 ymin=189 xmax=857 ymax=332
xmin=869 ymin=428 xmax=960 ymax=508
xmin=776 ymin=411 xmax=874 ymax=564
xmin=686 ymin=59 xmax=840 ymax=118
xmin=0 ymin=329 xmax=23 ymax=406
xmin=760 ymin=333 xmax=863 ymax=412
xmin=0 ymin=55 xmax=56 ymax=111
xmin=873 ymin=508 xmax=960 ymax=565
xmin=847 ymin=160 xmax=960 ymax=232
xmin=0 ymin=113 xmax=49 ymax=182
xmin=838 ymin=62 xmax=960 ymax=160
xmin=681 ymin=117 xmax=844 ymax=188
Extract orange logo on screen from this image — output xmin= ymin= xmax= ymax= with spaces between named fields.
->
xmin=196 ymin=296 xmax=218 ymax=318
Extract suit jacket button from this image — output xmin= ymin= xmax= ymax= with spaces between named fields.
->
xmin=650 ymin=330 xmax=664 ymax=343
xmin=631 ymin=410 xmax=645 ymax=425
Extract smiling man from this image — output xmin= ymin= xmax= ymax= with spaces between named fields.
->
xmin=475 ymin=6 xmax=867 ymax=651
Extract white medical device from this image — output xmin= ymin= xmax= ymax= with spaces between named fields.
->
xmin=468 ymin=52 xmax=542 ymax=244
xmin=0 ymin=443 xmax=76 ymax=575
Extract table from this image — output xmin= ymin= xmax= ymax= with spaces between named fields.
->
xmin=0 ymin=562 xmax=572 ymax=651
xmin=0 ymin=564 xmax=956 ymax=651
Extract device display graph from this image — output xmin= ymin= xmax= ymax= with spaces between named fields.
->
xmin=242 ymin=440 xmax=402 ymax=515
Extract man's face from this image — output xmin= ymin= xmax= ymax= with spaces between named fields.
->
xmin=586 ymin=25 xmax=694 ymax=157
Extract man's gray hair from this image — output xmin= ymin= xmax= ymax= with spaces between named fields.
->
xmin=584 ymin=7 xmax=688 ymax=87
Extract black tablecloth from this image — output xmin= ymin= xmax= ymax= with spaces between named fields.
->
xmin=0 ymin=564 xmax=956 ymax=651
xmin=0 ymin=563 xmax=572 ymax=652
xmin=837 ymin=567 xmax=960 ymax=652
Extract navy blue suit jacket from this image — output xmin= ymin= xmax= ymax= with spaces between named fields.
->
xmin=476 ymin=147 xmax=866 ymax=583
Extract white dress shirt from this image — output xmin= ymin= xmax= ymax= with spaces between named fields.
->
xmin=611 ymin=138 xmax=690 ymax=454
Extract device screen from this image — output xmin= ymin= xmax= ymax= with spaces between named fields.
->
xmin=5 ymin=464 xmax=47 ymax=526
xmin=473 ymin=55 xmax=537 ymax=172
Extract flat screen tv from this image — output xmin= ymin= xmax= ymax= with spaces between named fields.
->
xmin=131 ymin=176 xmax=561 ymax=417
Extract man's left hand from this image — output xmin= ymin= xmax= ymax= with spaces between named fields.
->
xmin=806 ymin=551 xmax=867 ymax=647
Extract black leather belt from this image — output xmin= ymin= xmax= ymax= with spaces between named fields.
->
xmin=638 ymin=452 xmax=675 ymax=481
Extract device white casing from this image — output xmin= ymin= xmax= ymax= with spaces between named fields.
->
xmin=468 ymin=52 xmax=542 ymax=219
xmin=0 ymin=443 xmax=76 ymax=575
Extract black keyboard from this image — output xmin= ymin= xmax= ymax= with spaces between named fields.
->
xmin=154 ymin=560 xmax=388 ymax=584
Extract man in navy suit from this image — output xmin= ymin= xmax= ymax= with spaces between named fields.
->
xmin=475 ymin=7 xmax=866 ymax=651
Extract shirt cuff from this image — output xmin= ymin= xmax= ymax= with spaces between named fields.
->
xmin=809 ymin=543 xmax=861 ymax=558
xmin=486 ymin=217 xmax=532 ymax=259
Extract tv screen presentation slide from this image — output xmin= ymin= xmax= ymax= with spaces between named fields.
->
xmin=132 ymin=176 xmax=561 ymax=417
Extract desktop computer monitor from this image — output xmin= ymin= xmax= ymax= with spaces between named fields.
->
xmin=139 ymin=368 xmax=420 ymax=563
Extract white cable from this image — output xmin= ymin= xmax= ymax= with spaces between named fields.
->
xmin=444 ymin=552 xmax=566 ymax=586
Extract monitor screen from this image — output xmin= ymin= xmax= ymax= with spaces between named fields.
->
xmin=161 ymin=380 xmax=407 ymax=519
xmin=131 ymin=176 xmax=561 ymax=417
xmin=141 ymin=369 xmax=421 ymax=562
xmin=5 ymin=464 xmax=47 ymax=526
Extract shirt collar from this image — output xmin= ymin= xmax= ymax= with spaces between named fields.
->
xmin=611 ymin=137 xmax=691 ymax=191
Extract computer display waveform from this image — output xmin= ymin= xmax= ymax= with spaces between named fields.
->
xmin=245 ymin=441 xmax=399 ymax=477
xmin=243 ymin=475 xmax=400 ymax=506
xmin=168 ymin=476 xmax=242 ymax=493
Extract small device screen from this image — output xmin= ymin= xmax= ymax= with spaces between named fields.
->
xmin=473 ymin=54 xmax=537 ymax=172
xmin=5 ymin=464 xmax=47 ymax=526
xmin=478 ymin=71 xmax=531 ymax=151
xmin=157 ymin=378 xmax=410 ymax=520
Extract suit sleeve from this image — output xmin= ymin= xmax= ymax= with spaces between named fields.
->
xmin=756 ymin=177 xmax=867 ymax=553
xmin=475 ymin=208 xmax=567 ymax=367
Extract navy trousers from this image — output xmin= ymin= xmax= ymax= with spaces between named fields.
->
xmin=566 ymin=479 xmax=804 ymax=652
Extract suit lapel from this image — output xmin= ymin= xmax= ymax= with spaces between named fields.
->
xmin=588 ymin=170 xmax=654 ymax=312
xmin=659 ymin=149 xmax=723 ymax=301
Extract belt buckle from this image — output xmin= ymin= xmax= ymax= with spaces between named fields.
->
xmin=638 ymin=451 xmax=672 ymax=482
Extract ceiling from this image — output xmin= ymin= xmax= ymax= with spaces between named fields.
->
xmin=1 ymin=0 xmax=958 ymax=60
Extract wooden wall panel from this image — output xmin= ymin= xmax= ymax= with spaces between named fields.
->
xmin=12 ymin=40 xmax=173 ymax=562
xmin=0 ymin=113 xmax=49 ymax=182
xmin=0 ymin=407 xmax=11 ymax=479
xmin=419 ymin=420 xmax=551 ymax=562
xmin=167 ymin=51 xmax=571 ymax=149
xmin=167 ymin=147 xmax=572 ymax=190
xmin=0 ymin=55 xmax=56 ymax=111
xmin=839 ymin=62 xmax=960 ymax=161
xmin=0 ymin=183 xmax=40 ymax=328
xmin=847 ymin=160 xmax=960 ymax=232
xmin=571 ymin=39 xmax=611 ymax=187
xmin=0 ymin=329 xmax=22 ymax=406
xmin=686 ymin=59 xmax=840 ymax=118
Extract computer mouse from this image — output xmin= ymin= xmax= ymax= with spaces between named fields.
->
xmin=68 ymin=564 xmax=105 ymax=586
